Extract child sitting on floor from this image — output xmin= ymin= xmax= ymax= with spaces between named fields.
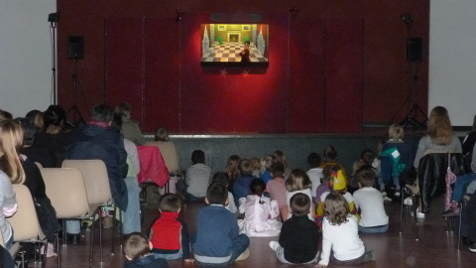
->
xmin=194 ymin=183 xmax=250 ymax=265
xmin=353 ymin=166 xmax=389 ymax=234
xmin=185 ymin=150 xmax=211 ymax=201
xmin=238 ymin=179 xmax=281 ymax=237
xmin=150 ymin=194 xmax=191 ymax=260
xmin=260 ymin=155 xmax=274 ymax=184
xmin=317 ymin=192 xmax=373 ymax=267
xmin=307 ymin=152 xmax=323 ymax=200
xmin=269 ymin=193 xmax=320 ymax=264
xmin=211 ymin=172 xmax=237 ymax=214
xmin=233 ymin=159 xmax=257 ymax=206
xmin=285 ymin=169 xmax=314 ymax=219
xmin=266 ymin=162 xmax=289 ymax=220
xmin=123 ymin=232 xmax=168 ymax=268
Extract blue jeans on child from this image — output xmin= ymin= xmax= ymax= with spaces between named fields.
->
xmin=358 ymin=224 xmax=389 ymax=234
xmin=122 ymin=177 xmax=141 ymax=234
xmin=451 ymin=173 xmax=476 ymax=203
xmin=195 ymin=234 xmax=249 ymax=266
xmin=152 ymin=249 xmax=183 ymax=261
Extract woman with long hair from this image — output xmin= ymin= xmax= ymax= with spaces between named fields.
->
xmin=0 ymin=120 xmax=21 ymax=249
xmin=413 ymin=106 xmax=462 ymax=168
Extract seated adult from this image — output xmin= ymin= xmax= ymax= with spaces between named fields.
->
xmin=115 ymin=103 xmax=145 ymax=145
xmin=413 ymin=106 xmax=462 ymax=215
xmin=18 ymin=118 xmax=57 ymax=168
xmin=34 ymin=105 xmax=73 ymax=167
xmin=65 ymin=104 xmax=128 ymax=240
xmin=25 ymin=109 xmax=44 ymax=130
xmin=443 ymin=143 xmax=476 ymax=216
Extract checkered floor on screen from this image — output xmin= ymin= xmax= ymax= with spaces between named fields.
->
xmin=202 ymin=42 xmax=267 ymax=63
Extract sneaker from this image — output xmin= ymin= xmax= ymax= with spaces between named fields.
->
xmin=269 ymin=241 xmax=279 ymax=251
xmin=383 ymin=196 xmax=392 ymax=202
xmin=404 ymin=197 xmax=413 ymax=206
xmin=416 ymin=209 xmax=426 ymax=220
xmin=41 ymin=243 xmax=57 ymax=258
xmin=469 ymin=242 xmax=476 ymax=253
xmin=442 ymin=208 xmax=460 ymax=217
xmin=394 ymin=190 xmax=401 ymax=197
xmin=381 ymin=191 xmax=388 ymax=197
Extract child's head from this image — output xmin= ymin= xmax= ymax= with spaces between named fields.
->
xmin=159 ymin=193 xmax=182 ymax=213
xmin=324 ymin=191 xmax=349 ymax=225
xmin=271 ymin=162 xmax=285 ymax=178
xmin=355 ymin=166 xmax=376 ymax=188
xmin=285 ymin=169 xmax=312 ymax=192
xmin=227 ymin=154 xmax=240 ymax=168
xmin=323 ymin=145 xmax=338 ymax=161
xmin=272 ymin=150 xmax=288 ymax=168
xmin=211 ymin=172 xmax=230 ymax=187
xmin=307 ymin=152 xmax=321 ymax=168
xmin=191 ymin=150 xmax=205 ymax=165
xmin=250 ymin=178 xmax=266 ymax=196
xmin=388 ymin=124 xmax=404 ymax=140
xmin=360 ymin=149 xmax=374 ymax=164
xmin=154 ymin=127 xmax=169 ymax=141
xmin=290 ymin=193 xmax=311 ymax=216
xmin=206 ymin=182 xmax=228 ymax=205
xmin=239 ymin=159 xmax=253 ymax=176
xmin=123 ymin=232 xmax=151 ymax=261
xmin=263 ymin=155 xmax=275 ymax=170
xmin=250 ymin=157 xmax=261 ymax=171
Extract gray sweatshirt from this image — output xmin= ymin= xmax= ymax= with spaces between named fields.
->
xmin=413 ymin=135 xmax=462 ymax=168
xmin=0 ymin=170 xmax=17 ymax=245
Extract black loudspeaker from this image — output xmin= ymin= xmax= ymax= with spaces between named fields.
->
xmin=68 ymin=36 xmax=84 ymax=60
xmin=407 ymin=37 xmax=422 ymax=62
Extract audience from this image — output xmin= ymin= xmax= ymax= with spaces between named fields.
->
xmin=0 ymin=110 xmax=13 ymax=121
xmin=238 ymin=179 xmax=281 ymax=237
xmin=65 ymin=104 xmax=129 ymax=239
xmin=150 ymin=194 xmax=191 ymax=261
xmin=25 ymin=109 xmax=44 ymax=130
xmin=193 ymin=183 xmax=250 ymax=265
xmin=317 ymin=192 xmax=373 ymax=267
xmin=184 ymin=150 xmax=211 ymax=201
xmin=353 ymin=166 xmax=389 ymax=233
xmin=462 ymin=114 xmax=476 ymax=165
xmin=224 ymin=154 xmax=240 ymax=188
xmin=260 ymin=154 xmax=274 ymax=184
xmin=266 ymin=162 xmax=289 ymax=220
xmin=17 ymin=118 xmax=57 ymax=168
xmin=272 ymin=150 xmax=291 ymax=178
xmin=269 ymin=193 xmax=319 ymax=264
xmin=115 ymin=103 xmax=145 ymax=145
xmin=0 ymin=120 xmax=20 ymax=250
xmin=123 ymin=232 xmax=168 ymax=268
xmin=306 ymin=152 xmax=323 ymax=200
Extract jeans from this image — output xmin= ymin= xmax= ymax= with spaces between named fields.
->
xmin=152 ymin=249 xmax=183 ymax=260
xmin=358 ymin=224 xmax=389 ymax=234
xmin=122 ymin=177 xmax=141 ymax=234
xmin=451 ymin=173 xmax=476 ymax=202
xmin=195 ymin=234 xmax=249 ymax=266
xmin=274 ymin=245 xmax=319 ymax=264
xmin=378 ymin=176 xmax=400 ymax=190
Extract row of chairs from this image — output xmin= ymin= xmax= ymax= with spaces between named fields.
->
xmin=2 ymin=159 xmax=114 ymax=268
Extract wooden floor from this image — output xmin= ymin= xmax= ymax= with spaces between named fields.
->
xmin=39 ymin=197 xmax=476 ymax=268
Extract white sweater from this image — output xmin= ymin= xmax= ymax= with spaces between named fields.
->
xmin=318 ymin=215 xmax=365 ymax=266
xmin=353 ymin=187 xmax=389 ymax=227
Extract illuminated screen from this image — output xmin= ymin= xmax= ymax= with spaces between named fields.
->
xmin=201 ymin=24 xmax=269 ymax=64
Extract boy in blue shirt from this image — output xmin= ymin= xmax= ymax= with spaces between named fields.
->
xmin=193 ymin=183 xmax=250 ymax=265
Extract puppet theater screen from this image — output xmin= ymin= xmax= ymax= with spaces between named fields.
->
xmin=201 ymin=24 xmax=269 ymax=64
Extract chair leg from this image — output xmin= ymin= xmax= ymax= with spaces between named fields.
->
xmin=99 ymin=213 xmax=104 ymax=264
xmin=458 ymin=202 xmax=463 ymax=250
xmin=56 ymin=233 xmax=61 ymax=268
xmin=41 ymin=241 xmax=47 ymax=268
xmin=400 ymin=187 xmax=405 ymax=233
xmin=111 ymin=206 xmax=116 ymax=255
xmin=89 ymin=218 xmax=95 ymax=267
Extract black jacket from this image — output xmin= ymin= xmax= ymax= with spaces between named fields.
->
xmin=66 ymin=124 xmax=128 ymax=210
xmin=279 ymin=215 xmax=320 ymax=263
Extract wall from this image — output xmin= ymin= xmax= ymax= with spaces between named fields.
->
xmin=429 ymin=0 xmax=476 ymax=126
xmin=0 ymin=0 xmax=56 ymax=117
xmin=57 ymin=0 xmax=429 ymax=133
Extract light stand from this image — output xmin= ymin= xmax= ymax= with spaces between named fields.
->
xmin=48 ymin=13 xmax=59 ymax=105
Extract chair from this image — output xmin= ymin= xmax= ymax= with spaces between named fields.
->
xmin=417 ymin=153 xmax=464 ymax=214
xmin=7 ymin=184 xmax=46 ymax=268
xmin=40 ymin=167 xmax=90 ymax=267
xmin=145 ymin=141 xmax=179 ymax=193
xmin=62 ymin=160 xmax=112 ymax=266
